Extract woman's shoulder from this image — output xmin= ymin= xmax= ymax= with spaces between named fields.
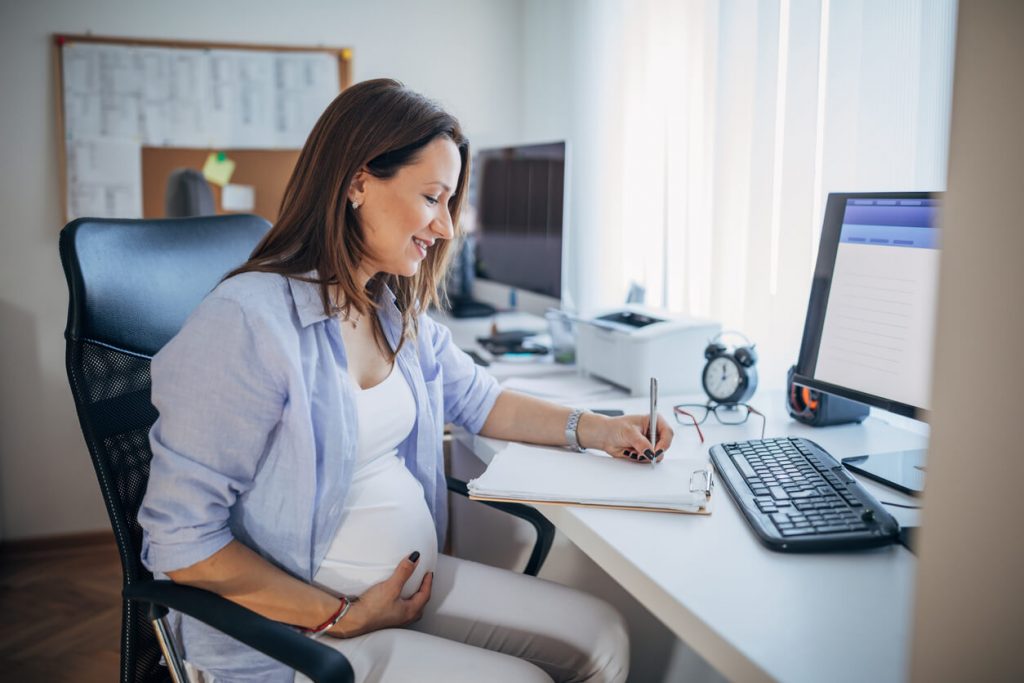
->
xmin=180 ymin=272 xmax=311 ymax=345
xmin=154 ymin=272 xmax=302 ymax=381
xmin=205 ymin=272 xmax=295 ymax=320
xmin=211 ymin=270 xmax=288 ymax=300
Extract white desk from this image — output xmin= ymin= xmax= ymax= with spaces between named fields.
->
xmin=438 ymin=312 xmax=923 ymax=683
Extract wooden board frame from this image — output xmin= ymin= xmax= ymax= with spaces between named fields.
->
xmin=52 ymin=33 xmax=352 ymax=223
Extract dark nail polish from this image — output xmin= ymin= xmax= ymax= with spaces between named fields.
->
xmin=408 ymin=551 xmax=420 ymax=562
xmin=656 ymin=449 xmax=664 ymax=456
xmin=644 ymin=449 xmax=654 ymax=458
xmin=623 ymin=450 xmax=630 ymax=456
xmin=629 ymin=452 xmax=638 ymax=460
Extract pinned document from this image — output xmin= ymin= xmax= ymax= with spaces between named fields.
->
xmin=202 ymin=152 xmax=236 ymax=187
xmin=222 ymin=184 xmax=255 ymax=211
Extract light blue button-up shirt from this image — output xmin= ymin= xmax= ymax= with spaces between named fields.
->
xmin=138 ymin=271 xmax=502 ymax=681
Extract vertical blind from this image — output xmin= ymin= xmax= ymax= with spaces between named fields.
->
xmin=569 ymin=0 xmax=957 ymax=387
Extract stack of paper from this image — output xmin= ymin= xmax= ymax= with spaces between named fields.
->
xmin=501 ymin=372 xmax=619 ymax=401
xmin=467 ymin=443 xmax=712 ymax=514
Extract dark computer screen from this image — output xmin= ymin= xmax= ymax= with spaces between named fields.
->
xmin=468 ymin=141 xmax=566 ymax=300
xmin=794 ymin=192 xmax=942 ymax=420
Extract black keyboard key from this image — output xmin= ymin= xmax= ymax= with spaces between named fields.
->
xmin=731 ymin=453 xmax=757 ymax=480
xmin=770 ymin=512 xmax=791 ymax=525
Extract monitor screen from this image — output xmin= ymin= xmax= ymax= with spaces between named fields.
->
xmin=794 ymin=192 xmax=942 ymax=419
xmin=468 ymin=141 xmax=566 ymax=300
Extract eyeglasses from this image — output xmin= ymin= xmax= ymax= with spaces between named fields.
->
xmin=672 ymin=403 xmax=766 ymax=444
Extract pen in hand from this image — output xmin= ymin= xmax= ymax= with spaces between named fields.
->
xmin=649 ymin=377 xmax=658 ymax=466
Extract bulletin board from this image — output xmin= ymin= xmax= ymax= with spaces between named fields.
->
xmin=53 ymin=34 xmax=352 ymax=222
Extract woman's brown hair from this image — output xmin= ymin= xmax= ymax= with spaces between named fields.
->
xmin=227 ymin=78 xmax=470 ymax=359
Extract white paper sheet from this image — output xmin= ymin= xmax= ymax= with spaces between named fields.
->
xmin=222 ymin=183 xmax=255 ymax=211
xmin=501 ymin=372 xmax=619 ymax=401
xmin=63 ymin=43 xmax=140 ymax=140
xmin=273 ymin=52 xmax=340 ymax=146
xmin=65 ymin=138 xmax=142 ymax=220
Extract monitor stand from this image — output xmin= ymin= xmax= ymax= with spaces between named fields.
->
xmin=841 ymin=449 xmax=927 ymax=497
xmin=448 ymin=295 xmax=496 ymax=319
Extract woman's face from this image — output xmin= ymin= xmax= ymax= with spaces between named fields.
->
xmin=351 ymin=136 xmax=461 ymax=281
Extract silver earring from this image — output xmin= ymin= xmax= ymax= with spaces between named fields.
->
xmin=351 ymin=200 xmax=361 ymax=210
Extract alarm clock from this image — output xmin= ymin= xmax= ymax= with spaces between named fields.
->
xmin=702 ymin=331 xmax=758 ymax=404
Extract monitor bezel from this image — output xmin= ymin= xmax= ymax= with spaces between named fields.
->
xmin=792 ymin=191 xmax=941 ymax=422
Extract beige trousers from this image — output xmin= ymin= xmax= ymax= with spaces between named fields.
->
xmin=297 ymin=554 xmax=630 ymax=683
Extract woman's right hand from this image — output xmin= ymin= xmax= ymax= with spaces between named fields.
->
xmin=329 ymin=551 xmax=433 ymax=638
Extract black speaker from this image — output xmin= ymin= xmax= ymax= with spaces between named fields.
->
xmin=786 ymin=365 xmax=869 ymax=427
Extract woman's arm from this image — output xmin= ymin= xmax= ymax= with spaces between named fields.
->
xmin=169 ymin=541 xmax=432 ymax=637
xmin=168 ymin=541 xmax=340 ymax=630
xmin=479 ymin=390 xmax=675 ymax=461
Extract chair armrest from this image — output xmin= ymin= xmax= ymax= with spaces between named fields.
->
xmin=446 ymin=475 xmax=555 ymax=576
xmin=124 ymin=580 xmax=354 ymax=683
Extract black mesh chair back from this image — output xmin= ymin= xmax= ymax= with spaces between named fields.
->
xmin=59 ymin=215 xmax=270 ymax=683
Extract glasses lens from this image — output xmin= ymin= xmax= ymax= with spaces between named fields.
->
xmin=713 ymin=403 xmax=750 ymax=425
xmin=675 ymin=404 xmax=709 ymax=425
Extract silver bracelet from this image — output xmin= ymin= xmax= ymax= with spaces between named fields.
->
xmin=565 ymin=408 xmax=586 ymax=452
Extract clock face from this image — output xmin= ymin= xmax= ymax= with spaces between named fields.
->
xmin=704 ymin=356 xmax=742 ymax=402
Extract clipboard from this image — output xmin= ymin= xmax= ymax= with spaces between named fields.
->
xmin=466 ymin=444 xmax=715 ymax=515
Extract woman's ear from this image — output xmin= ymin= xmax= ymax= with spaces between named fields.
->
xmin=347 ymin=169 xmax=369 ymax=208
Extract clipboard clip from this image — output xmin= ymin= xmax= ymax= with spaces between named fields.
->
xmin=689 ymin=466 xmax=715 ymax=498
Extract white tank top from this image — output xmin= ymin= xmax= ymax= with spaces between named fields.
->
xmin=312 ymin=364 xmax=438 ymax=599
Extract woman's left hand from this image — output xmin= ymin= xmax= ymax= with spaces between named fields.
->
xmin=577 ymin=412 xmax=674 ymax=463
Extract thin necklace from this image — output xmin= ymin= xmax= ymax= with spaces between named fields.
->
xmin=332 ymin=304 xmax=362 ymax=329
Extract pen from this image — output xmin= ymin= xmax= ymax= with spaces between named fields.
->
xmin=649 ymin=377 xmax=658 ymax=467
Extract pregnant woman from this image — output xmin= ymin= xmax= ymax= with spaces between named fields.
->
xmin=139 ymin=78 xmax=673 ymax=683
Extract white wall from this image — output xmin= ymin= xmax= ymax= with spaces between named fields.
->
xmin=0 ymin=0 xmax=525 ymax=541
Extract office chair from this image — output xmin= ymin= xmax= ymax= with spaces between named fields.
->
xmin=164 ymin=169 xmax=216 ymax=218
xmin=59 ymin=214 xmax=554 ymax=683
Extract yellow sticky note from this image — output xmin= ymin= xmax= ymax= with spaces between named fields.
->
xmin=202 ymin=152 xmax=236 ymax=187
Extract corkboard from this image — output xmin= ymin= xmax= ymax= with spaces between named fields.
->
xmin=141 ymin=147 xmax=301 ymax=221
xmin=54 ymin=34 xmax=351 ymax=222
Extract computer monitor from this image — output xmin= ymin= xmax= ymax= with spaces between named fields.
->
xmin=450 ymin=142 xmax=566 ymax=316
xmin=793 ymin=192 xmax=941 ymax=495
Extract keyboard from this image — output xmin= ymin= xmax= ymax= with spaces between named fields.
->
xmin=710 ymin=437 xmax=900 ymax=552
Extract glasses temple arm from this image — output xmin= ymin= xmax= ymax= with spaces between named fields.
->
xmin=673 ymin=407 xmax=705 ymax=444
xmin=747 ymin=404 xmax=767 ymax=439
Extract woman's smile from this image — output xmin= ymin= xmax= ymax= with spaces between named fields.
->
xmin=412 ymin=236 xmax=432 ymax=259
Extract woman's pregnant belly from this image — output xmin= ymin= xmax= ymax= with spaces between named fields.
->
xmin=313 ymin=454 xmax=438 ymax=599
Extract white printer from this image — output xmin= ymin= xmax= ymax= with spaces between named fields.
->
xmin=576 ymin=306 xmax=721 ymax=396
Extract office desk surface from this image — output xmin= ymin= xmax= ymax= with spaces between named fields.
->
xmin=454 ymin=391 xmax=924 ymax=683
